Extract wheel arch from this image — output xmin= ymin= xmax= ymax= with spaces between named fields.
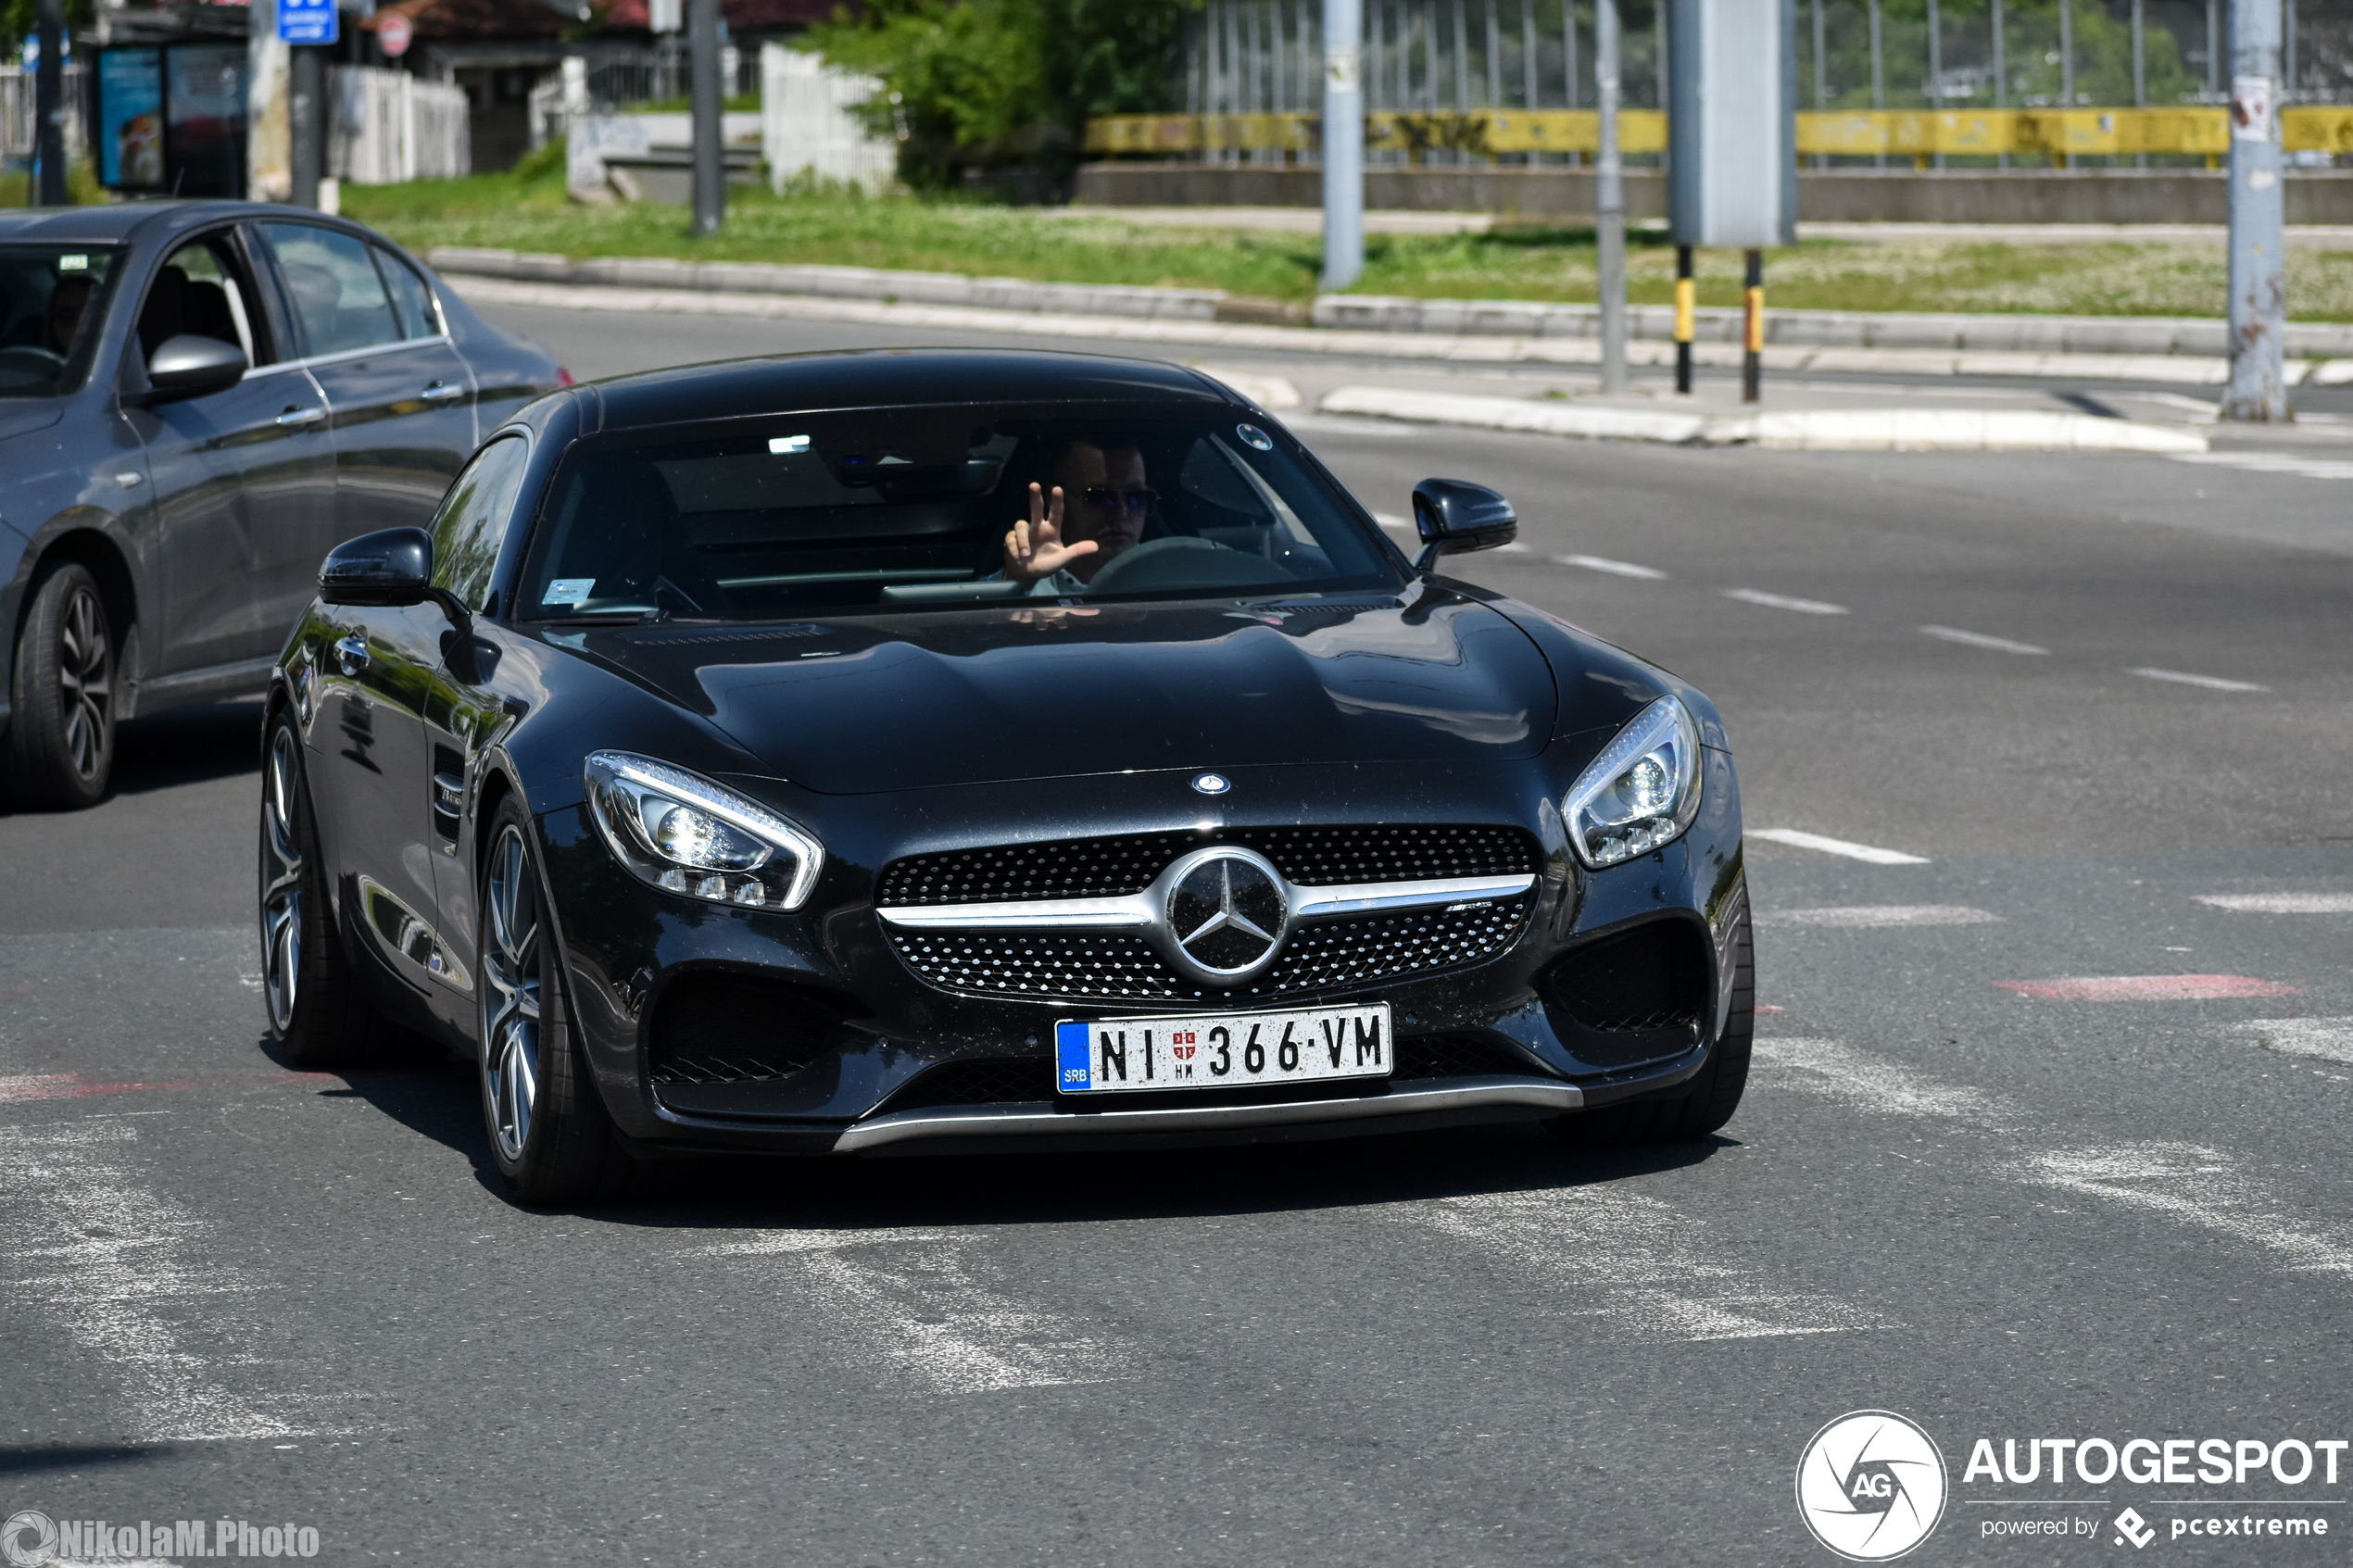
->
xmin=12 ymin=522 xmax=142 ymax=691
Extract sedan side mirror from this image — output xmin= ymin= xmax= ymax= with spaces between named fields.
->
xmin=1410 ymin=478 xmax=1518 ymax=572
xmin=139 ymin=333 xmax=247 ymax=405
xmin=321 ymin=526 xmax=471 ymax=626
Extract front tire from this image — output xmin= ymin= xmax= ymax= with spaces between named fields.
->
xmin=6 ymin=562 xmax=116 ymax=809
xmin=259 ymin=711 xmax=383 ymax=1066
xmin=477 ymin=797 xmax=621 ymax=1203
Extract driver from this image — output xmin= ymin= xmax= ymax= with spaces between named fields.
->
xmin=45 ymin=274 xmax=93 ymax=356
xmin=1000 ymin=438 xmax=1152 ymax=593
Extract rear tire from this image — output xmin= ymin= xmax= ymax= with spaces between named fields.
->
xmin=477 ymin=797 xmax=623 ymax=1204
xmin=258 ymin=711 xmax=384 ymax=1067
xmin=1562 ymin=907 xmax=1753 ymax=1145
xmin=6 ymin=562 xmax=116 ymax=809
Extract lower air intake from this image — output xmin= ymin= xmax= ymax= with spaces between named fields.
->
xmin=647 ymin=974 xmax=853 ymax=1085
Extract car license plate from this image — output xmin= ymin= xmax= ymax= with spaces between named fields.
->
xmin=1054 ymin=1004 xmax=1392 ymax=1095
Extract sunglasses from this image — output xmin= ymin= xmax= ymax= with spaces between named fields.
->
xmin=1080 ymin=486 xmax=1159 ymax=515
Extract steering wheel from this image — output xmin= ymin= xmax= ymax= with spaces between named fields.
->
xmin=1083 ymin=536 xmax=1296 ymax=596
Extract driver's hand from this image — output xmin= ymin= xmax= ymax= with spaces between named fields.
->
xmin=1002 ymin=483 xmax=1099 ymax=585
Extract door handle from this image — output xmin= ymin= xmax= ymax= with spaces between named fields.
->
xmin=422 ymin=382 xmax=465 ymax=402
xmin=335 ymin=633 xmax=370 ymax=676
xmin=277 ymin=406 xmax=327 ymax=428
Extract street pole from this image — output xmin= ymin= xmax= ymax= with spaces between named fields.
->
xmin=688 ymin=0 xmax=724 ymax=237
xmin=2223 ymin=0 xmax=2287 ymax=421
xmin=1321 ymin=0 xmax=1365 ymax=290
xmin=33 ymin=0 xmax=67 ymax=205
xmin=1595 ymin=0 xmax=1627 ymax=394
xmin=1673 ymin=241 xmax=1693 ymax=394
xmin=1742 ymin=248 xmax=1762 ymax=403
xmin=291 ymin=46 xmax=323 ymax=209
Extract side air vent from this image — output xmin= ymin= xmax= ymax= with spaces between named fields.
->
xmin=647 ymin=973 xmax=854 ymax=1085
xmin=1536 ymin=921 xmax=1710 ymax=1071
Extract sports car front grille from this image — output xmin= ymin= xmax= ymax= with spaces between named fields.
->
xmin=877 ymin=824 xmax=1539 ymax=907
xmin=887 ymin=896 xmax=1531 ymax=1003
xmin=870 ymin=1034 xmax=1541 ymax=1114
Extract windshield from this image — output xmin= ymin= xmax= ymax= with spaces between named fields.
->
xmin=519 ymin=408 xmax=1400 ymax=620
xmin=0 ymin=247 xmax=120 ymax=397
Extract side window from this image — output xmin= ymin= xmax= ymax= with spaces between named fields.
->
xmin=372 ymin=245 xmax=443 ymax=340
xmin=431 ymin=436 xmax=531 ymax=611
xmin=137 ymin=236 xmax=263 ymax=366
xmin=258 ymin=222 xmax=400 ymax=358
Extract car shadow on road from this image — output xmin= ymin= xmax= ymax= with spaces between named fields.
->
xmin=107 ymin=700 xmax=264 ymax=798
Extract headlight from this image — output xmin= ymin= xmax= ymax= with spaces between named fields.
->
xmin=1563 ymin=696 xmax=1705 ymax=869
xmin=583 ymin=751 xmax=824 ymax=909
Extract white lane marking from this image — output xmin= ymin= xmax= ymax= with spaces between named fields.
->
xmin=1556 ymin=553 xmax=1667 ymax=579
xmin=1374 ymin=512 xmax=1415 ymax=532
xmin=1751 ymin=1037 xmax=2009 ymax=1124
xmin=1748 ymin=828 xmax=1931 ymax=865
xmin=2170 ymin=450 xmax=2353 ymax=481
xmin=0 ymin=1122 xmax=319 ymax=1442
xmin=1756 ymin=905 xmax=2000 ymax=929
xmin=2196 ymin=892 xmax=2353 ymax=913
xmin=1919 ymin=624 xmax=2049 ymax=656
xmin=2016 ymin=1143 xmax=2353 ymax=1275
xmin=693 ymin=1230 xmax=1124 ymax=1395
xmin=1723 ymin=587 xmax=1850 ymax=615
xmin=1192 ymin=365 xmax=1303 ymax=408
xmin=2127 ymin=666 xmax=2270 ymax=693
xmin=2232 ymin=1016 xmax=2353 ymax=1065
xmin=1398 ymin=1188 xmax=1889 ymax=1341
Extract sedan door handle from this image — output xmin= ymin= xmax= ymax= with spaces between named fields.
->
xmin=335 ymin=633 xmax=370 ymax=676
xmin=277 ymin=406 xmax=327 ymax=428
xmin=421 ymin=382 xmax=465 ymax=401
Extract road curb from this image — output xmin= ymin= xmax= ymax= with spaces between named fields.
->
xmin=1315 ymin=386 xmax=2214 ymax=452
xmin=438 ymin=272 xmax=2319 ymax=390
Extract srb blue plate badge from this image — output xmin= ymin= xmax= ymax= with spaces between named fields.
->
xmin=1054 ymin=1004 xmax=1391 ymax=1096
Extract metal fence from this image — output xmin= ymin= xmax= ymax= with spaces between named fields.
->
xmin=331 ymin=67 xmax=472 ymax=184
xmin=1175 ymin=0 xmax=2353 ymax=166
xmin=0 ymin=63 xmax=89 ymax=165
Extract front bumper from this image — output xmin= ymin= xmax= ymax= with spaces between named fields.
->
xmin=537 ymin=748 xmax=1746 ymax=1156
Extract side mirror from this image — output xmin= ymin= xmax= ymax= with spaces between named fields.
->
xmin=140 ymin=333 xmax=246 ymax=404
xmin=321 ymin=527 xmax=475 ymax=626
xmin=1410 ymin=478 xmax=1518 ymax=572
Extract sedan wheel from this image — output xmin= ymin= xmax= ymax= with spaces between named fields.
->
xmin=475 ymin=797 xmax=621 ymax=1202
xmin=256 ymin=708 xmax=378 ymax=1066
xmin=4 ymin=563 xmax=115 ymax=809
xmin=260 ymin=726 xmax=307 ymax=1033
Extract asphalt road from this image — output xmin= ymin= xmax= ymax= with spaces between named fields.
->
xmin=4 ymin=301 xmax=2350 ymax=1566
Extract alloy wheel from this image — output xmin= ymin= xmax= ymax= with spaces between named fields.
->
xmin=56 ymin=583 xmax=110 ymax=782
xmin=258 ymin=727 xmax=305 ymax=1032
xmin=482 ymin=824 xmax=542 ymax=1161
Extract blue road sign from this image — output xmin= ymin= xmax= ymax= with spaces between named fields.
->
xmin=276 ymin=0 xmax=340 ymax=48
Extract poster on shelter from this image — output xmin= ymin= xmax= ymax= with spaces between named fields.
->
xmin=166 ymin=44 xmax=247 ymax=198
xmin=96 ymin=48 xmax=165 ymax=189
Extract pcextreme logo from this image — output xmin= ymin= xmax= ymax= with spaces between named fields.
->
xmin=1796 ymin=1411 xmax=1952 ymax=1562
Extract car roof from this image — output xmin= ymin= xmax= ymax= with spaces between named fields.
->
xmin=585 ymin=348 xmax=1236 ymax=432
xmin=0 ymin=200 xmax=392 ymax=249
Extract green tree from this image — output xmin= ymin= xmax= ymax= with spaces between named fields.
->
xmin=807 ymin=0 xmax=1200 ymax=190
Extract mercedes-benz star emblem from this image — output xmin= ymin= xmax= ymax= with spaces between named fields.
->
xmin=1164 ymin=848 xmax=1288 ymax=983
xmin=1190 ymin=772 xmax=1231 ymax=796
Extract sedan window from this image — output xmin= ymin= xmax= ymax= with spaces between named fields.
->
xmin=137 ymin=237 xmax=261 ymax=368
xmin=258 ymin=223 xmax=402 ymax=358
xmin=372 ymin=245 xmax=444 ymax=340
xmin=0 ymin=246 xmax=120 ymax=397
xmin=431 ymin=434 xmax=532 ymax=612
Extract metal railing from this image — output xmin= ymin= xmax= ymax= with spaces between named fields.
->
xmin=0 ymin=63 xmax=89 ymax=163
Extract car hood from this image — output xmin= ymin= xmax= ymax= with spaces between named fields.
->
xmin=560 ymin=584 xmax=1561 ymax=794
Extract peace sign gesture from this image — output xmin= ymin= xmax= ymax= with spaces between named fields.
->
xmin=1002 ymin=482 xmax=1101 ymax=585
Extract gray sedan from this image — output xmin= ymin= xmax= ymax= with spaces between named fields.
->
xmin=0 ymin=199 xmax=563 ymax=807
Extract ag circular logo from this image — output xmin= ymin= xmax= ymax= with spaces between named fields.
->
xmin=1795 ymin=1411 xmax=1948 ymax=1562
xmin=2 ymin=1511 xmax=57 ymax=1568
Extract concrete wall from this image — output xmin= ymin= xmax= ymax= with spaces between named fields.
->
xmin=1075 ymin=163 xmax=2353 ymax=226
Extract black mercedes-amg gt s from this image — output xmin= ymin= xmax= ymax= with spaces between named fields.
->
xmin=257 ymin=349 xmax=1751 ymax=1201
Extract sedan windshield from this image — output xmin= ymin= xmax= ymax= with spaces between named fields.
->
xmin=0 ymin=246 xmax=120 ymax=397
xmin=521 ymin=408 xmax=1400 ymax=619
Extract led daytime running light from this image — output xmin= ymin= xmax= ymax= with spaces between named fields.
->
xmin=584 ymin=751 xmax=824 ymax=909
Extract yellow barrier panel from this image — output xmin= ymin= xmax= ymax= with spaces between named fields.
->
xmin=1086 ymin=107 xmax=2344 ymax=157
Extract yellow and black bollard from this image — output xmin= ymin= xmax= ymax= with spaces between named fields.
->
xmin=1742 ymin=248 xmax=1764 ymax=404
xmin=1673 ymin=244 xmax=1694 ymax=395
